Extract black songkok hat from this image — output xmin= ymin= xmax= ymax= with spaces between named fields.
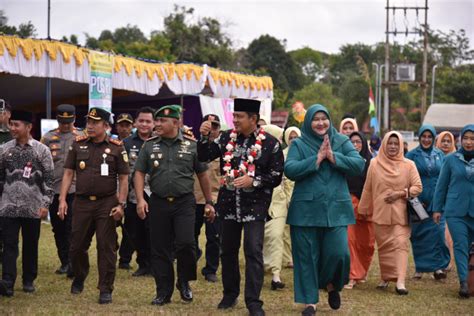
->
xmin=10 ymin=110 xmax=33 ymax=123
xmin=234 ymin=98 xmax=261 ymax=113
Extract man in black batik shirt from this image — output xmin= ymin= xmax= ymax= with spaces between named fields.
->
xmin=197 ymin=98 xmax=284 ymax=316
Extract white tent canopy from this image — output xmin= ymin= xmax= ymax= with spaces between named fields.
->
xmin=423 ymin=103 xmax=474 ymax=134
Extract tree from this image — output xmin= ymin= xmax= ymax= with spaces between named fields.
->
xmin=246 ymin=35 xmax=304 ymax=97
xmin=435 ymin=64 xmax=474 ymax=104
xmin=289 ymin=47 xmax=326 ymax=84
xmin=0 ymin=10 xmax=37 ymax=38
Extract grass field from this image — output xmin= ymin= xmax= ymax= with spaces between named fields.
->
xmin=0 ymin=221 xmax=473 ymax=315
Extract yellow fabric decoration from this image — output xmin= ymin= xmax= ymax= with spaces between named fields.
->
xmin=0 ymin=35 xmax=273 ymax=92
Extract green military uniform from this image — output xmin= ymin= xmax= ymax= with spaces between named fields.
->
xmin=134 ymin=105 xmax=208 ymax=302
xmin=64 ymin=108 xmax=130 ymax=296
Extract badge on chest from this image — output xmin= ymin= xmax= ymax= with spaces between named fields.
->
xmin=101 ymin=153 xmax=109 ymax=176
xmin=23 ymin=162 xmax=33 ymax=178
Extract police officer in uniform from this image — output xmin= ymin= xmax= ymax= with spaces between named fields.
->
xmin=116 ymin=113 xmax=134 ymax=140
xmin=121 ymin=107 xmax=155 ymax=276
xmin=58 ymin=107 xmax=130 ymax=304
xmin=134 ymin=105 xmax=216 ymax=306
xmin=41 ymin=104 xmax=85 ymax=275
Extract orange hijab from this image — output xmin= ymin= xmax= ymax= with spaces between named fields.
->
xmin=339 ymin=118 xmax=359 ymax=134
xmin=436 ymin=131 xmax=456 ymax=154
xmin=373 ymin=131 xmax=405 ymax=177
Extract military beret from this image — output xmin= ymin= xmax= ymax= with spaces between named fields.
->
xmin=155 ymin=105 xmax=182 ymax=120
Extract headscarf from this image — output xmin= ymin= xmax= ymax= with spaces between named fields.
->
xmin=417 ymin=124 xmax=437 ymax=153
xmin=370 ymin=134 xmax=382 ymax=151
xmin=339 ymin=118 xmax=359 ymax=134
xmin=375 ymin=131 xmax=405 ymax=177
xmin=263 ymin=124 xmax=284 ymax=142
xmin=459 ymin=124 xmax=474 ymax=159
xmin=284 ymin=126 xmax=301 ymax=146
xmin=346 ymin=131 xmax=372 ymax=198
xmin=435 ymin=131 xmax=456 ymax=154
xmin=300 ymin=104 xmax=338 ymax=152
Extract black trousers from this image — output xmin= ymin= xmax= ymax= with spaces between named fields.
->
xmin=0 ymin=217 xmax=3 ymax=261
xmin=49 ymin=193 xmax=74 ymax=266
xmin=1 ymin=217 xmax=41 ymax=289
xmin=221 ymin=219 xmax=265 ymax=311
xmin=149 ymin=193 xmax=196 ymax=298
xmin=194 ymin=204 xmax=221 ymax=275
xmin=119 ymin=202 xmax=150 ymax=267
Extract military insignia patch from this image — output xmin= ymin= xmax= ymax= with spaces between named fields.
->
xmin=122 ymin=151 xmax=129 ymax=162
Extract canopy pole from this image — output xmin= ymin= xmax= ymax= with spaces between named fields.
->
xmin=46 ymin=0 xmax=52 ymax=119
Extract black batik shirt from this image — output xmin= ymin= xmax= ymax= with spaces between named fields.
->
xmin=197 ymin=128 xmax=284 ymax=222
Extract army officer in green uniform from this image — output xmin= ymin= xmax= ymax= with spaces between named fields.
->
xmin=134 ymin=105 xmax=216 ymax=306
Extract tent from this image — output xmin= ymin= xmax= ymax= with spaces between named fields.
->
xmin=0 ymin=35 xmax=274 ymax=135
xmin=423 ymin=103 xmax=474 ymax=135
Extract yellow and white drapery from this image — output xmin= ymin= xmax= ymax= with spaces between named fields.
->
xmin=0 ymin=35 xmax=273 ymax=99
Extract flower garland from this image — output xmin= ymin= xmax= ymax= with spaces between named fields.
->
xmin=221 ymin=128 xmax=266 ymax=185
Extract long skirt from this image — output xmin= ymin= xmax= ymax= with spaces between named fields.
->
xmin=348 ymin=195 xmax=375 ymax=280
xmin=374 ymin=224 xmax=410 ymax=282
xmin=291 ymin=225 xmax=350 ymax=304
xmin=410 ymin=214 xmax=450 ymax=272
xmin=263 ymin=216 xmax=292 ymax=277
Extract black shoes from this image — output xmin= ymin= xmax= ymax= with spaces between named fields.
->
xmin=459 ymin=281 xmax=470 ymax=299
xmin=132 ymin=266 xmax=150 ymax=277
xmin=22 ymin=282 xmax=35 ymax=293
xmin=118 ymin=262 xmax=131 ymax=270
xmin=55 ymin=264 xmax=69 ymax=275
xmin=271 ymin=280 xmax=285 ymax=290
xmin=395 ymin=287 xmax=409 ymax=295
xmin=302 ymin=305 xmax=316 ymax=316
xmin=99 ymin=292 xmax=112 ymax=304
xmin=151 ymin=294 xmax=171 ymax=306
xmin=0 ymin=280 xmax=13 ymax=297
xmin=217 ymin=297 xmax=238 ymax=309
xmin=204 ymin=273 xmax=218 ymax=283
xmin=249 ymin=307 xmax=265 ymax=316
xmin=434 ymin=270 xmax=447 ymax=280
xmin=176 ymin=281 xmax=193 ymax=302
xmin=71 ymin=279 xmax=84 ymax=294
xmin=328 ymin=290 xmax=341 ymax=310
xmin=66 ymin=264 xmax=74 ymax=279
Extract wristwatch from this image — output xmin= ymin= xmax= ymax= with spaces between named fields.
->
xmin=119 ymin=201 xmax=127 ymax=209
xmin=205 ymin=200 xmax=214 ymax=206
xmin=252 ymin=178 xmax=261 ymax=188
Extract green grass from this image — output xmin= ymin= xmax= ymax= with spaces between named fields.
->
xmin=0 ymin=221 xmax=473 ymax=315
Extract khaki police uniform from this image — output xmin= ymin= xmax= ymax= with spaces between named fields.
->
xmin=135 ymin=129 xmax=207 ymax=299
xmin=64 ymin=134 xmax=130 ymax=293
xmin=41 ymin=126 xmax=84 ymax=269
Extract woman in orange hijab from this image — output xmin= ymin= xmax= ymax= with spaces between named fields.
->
xmin=339 ymin=118 xmax=359 ymax=136
xmin=358 ymin=131 xmax=422 ymax=295
xmin=435 ymin=131 xmax=457 ymax=271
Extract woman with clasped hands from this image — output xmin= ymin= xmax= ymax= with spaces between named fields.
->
xmin=358 ymin=131 xmax=422 ymax=295
xmin=284 ymin=104 xmax=365 ymax=316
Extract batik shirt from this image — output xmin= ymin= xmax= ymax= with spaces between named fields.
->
xmin=197 ymin=128 xmax=284 ymax=222
xmin=0 ymin=138 xmax=54 ymax=218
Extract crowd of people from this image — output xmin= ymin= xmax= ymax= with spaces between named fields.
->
xmin=0 ymin=99 xmax=472 ymax=315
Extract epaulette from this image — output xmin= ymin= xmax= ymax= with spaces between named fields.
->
xmin=109 ymin=138 xmax=123 ymax=146
xmin=145 ymin=135 xmax=159 ymax=142
xmin=183 ymin=133 xmax=196 ymax=141
xmin=75 ymin=135 xmax=88 ymax=142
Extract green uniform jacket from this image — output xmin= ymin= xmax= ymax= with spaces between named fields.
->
xmin=284 ymin=105 xmax=365 ymax=227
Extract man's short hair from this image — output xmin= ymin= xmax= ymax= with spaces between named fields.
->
xmin=135 ymin=106 xmax=155 ymax=118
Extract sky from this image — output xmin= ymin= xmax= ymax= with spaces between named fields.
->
xmin=2 ymin=0 xmax=473 ymax=54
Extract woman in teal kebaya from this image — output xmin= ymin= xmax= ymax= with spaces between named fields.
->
xmin=285 ymin=104 xmax=364 ymax=315
xmin=405 ymin=125 xmax=450 ymax=279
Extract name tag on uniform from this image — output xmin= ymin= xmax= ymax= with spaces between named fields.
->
xmin=101 ymin=163 xmax=109 ymax=176
xmin=23 ymin=162 xmax=33 ymax=179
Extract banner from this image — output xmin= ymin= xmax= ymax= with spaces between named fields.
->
xmin=199 ymin=95 xmax=272 ymax=130
xmin=89 ymin=52 xmax=114 ymax=112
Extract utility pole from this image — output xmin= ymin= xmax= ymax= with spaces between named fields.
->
xmin=384 ymin=0 xmax=429 ymax=129
xmin=46 ymin=0 xmax=52 ymax=119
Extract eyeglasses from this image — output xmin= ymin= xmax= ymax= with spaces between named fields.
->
xmin=351 ymin=140 xmax=363 ymax=145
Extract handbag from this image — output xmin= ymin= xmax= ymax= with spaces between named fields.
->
xmin=407 ymin=197 xmax=430 ymax=223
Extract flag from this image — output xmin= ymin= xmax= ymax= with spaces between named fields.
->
xmin=368 ymin=86 xmax=380 ymax=134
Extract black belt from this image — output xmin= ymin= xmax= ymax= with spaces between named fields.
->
xmin=76 ymin=193 xmax=115 ymax=201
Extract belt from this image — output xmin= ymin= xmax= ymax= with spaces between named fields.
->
xmin=77 ymin=194 xmax=114 ymax=201
xmin=166 ymin=197 xmax=175 ymax=203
